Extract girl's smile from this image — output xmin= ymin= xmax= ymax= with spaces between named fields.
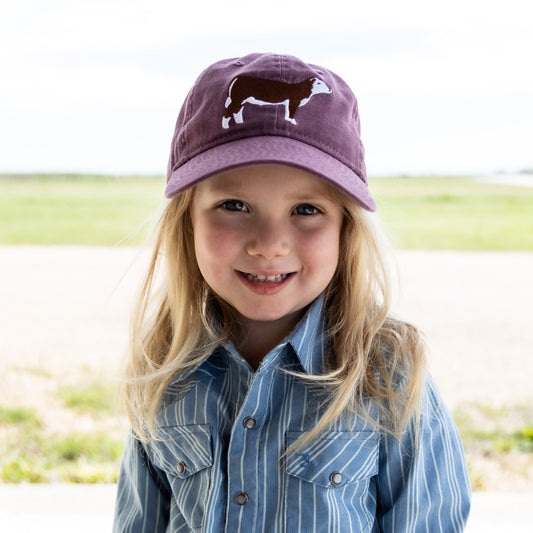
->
xmin=239 ymin=272 xmax=291 ymax=283
xmin=237 ymin=270 xmax=295 ymax=296
xmin=190 ymin=164 xmax=344 ymax=355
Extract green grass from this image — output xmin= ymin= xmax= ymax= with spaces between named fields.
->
xmin=0 ymin=174 xmax=165 ymax=246
xmin=454 ymin=403 xmax=533 ymax=490
xmin=57 ymin=381 xmax=118 ymax=416
xmin=1 ymin=377 xmax=124 ymax=483
xmin=1 ymin=173 xmax=532 ymax=249
xmin=0 ymin=406 xmax=41 ymax=426
xmin=0 ymin=402 xmax=124 ymax=483
xmin=50 ymin=432 xmax=121 ymax=462
xmin=456 ymin=405 xmax=533 ymax=455
xmin=11 ymin=366 xmax=53 ymax=378
xmin=1 ymin=428 xmax=124 ymax=483
xmin=370 ymin=177 xmax=533 ymax=250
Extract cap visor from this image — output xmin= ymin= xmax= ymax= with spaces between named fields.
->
xmin=166 ymin=136 xmax=376 ymax=211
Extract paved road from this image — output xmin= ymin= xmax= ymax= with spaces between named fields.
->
xmin=1 ymin=246 xmax=532 ymax=408
xmin=0 ymin=484 xmax=531 ymax=532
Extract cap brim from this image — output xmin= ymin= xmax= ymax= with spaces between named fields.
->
xmin=165 ymin=136 xmax=376 ymax=211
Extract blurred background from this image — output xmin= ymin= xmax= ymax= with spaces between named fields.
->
xmin=1 ymin=0 xmax=532 ymax=530
xmin=2 ymin=0 xmax=532 ymax=177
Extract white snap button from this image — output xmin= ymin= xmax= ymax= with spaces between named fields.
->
xmin=176 ymin=461 xmax=186 ymax=474
xmin=235 ymin=492 xmax=248 ymax=505
xmin=330 ymin=472 xmax=343 ymax=486
xmin=243 ymin=417 xmax=257 ymax=429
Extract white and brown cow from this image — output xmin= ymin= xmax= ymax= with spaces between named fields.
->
xmin=221 ymin=75 xmax=331 ymax=129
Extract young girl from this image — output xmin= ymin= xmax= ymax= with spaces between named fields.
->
xmin=114 ymin=53 xmax=471 ymax=532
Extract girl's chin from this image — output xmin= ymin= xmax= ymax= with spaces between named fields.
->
xmin=233 ymin=304 xmax=307 ymax=327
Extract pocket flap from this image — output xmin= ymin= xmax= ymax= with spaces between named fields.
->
xmin=150 ymin=424 xmax=213 ymax=478
xmin=286 ymin=430 xmax=379 ymax=488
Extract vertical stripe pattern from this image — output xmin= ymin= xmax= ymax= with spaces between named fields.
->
xmin=113 ymin=295 xmax=471 ymax=532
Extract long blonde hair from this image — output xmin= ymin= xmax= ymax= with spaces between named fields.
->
xmin=121 ymin=184 xmax=427 ymax=447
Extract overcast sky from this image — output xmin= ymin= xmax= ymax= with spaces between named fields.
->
xmin=1 ymin=0 xmax=531 ymax=176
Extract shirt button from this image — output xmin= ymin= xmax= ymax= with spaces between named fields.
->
xmin=243 ymin=417 xmax=256 ymax=429
xmin=330 ymin=472 xmax=343 ymax=486
xmin=176 ymin=461 xmax=186 ymax=474
xmin=234 ymin=492 xmax=249 ymax=505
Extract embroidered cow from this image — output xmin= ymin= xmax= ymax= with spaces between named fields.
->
xmin=221 ymin=75 xmax=332 ymax=129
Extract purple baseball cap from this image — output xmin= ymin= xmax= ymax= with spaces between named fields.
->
xmin=166 ymin=53 xmax=376 ymax=211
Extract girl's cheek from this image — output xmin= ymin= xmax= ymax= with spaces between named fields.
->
xmin=301 ymin=222 xmax=340 ymax=245
xmin=300 ymin=226 xmax=340 ymax=262
xmin=200 ymin=219 xmax=243 ymax=257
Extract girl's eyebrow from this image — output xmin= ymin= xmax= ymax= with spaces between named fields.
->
xmin=284 ymin=188 xmax=337 ymax=203
xmin=209 ymin=182 xmax=331 ymax=198
xmin=203 ymin=181 xmax=246 ymax=195
xmin=210 ymin=190 xmax=332 ymax=204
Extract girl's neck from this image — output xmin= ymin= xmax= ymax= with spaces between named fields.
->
xmin=232 ymin=309 xmax=306 ymax=371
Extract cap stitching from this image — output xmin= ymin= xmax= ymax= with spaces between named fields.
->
xmin=174 ymin=129 xmax=362 ymax=176
xmin=171 ymin=137 xmax=367 ymax=187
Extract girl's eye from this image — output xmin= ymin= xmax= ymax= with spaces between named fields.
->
xmin=294 ymin=204 xmax=320 ymax=216
xmin=220 ymin=200 xmax=248 ymax=212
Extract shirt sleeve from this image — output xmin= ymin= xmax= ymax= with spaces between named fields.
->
xmin=113 ymin=432 xmax=171 ymax=533
xmin=376 ymin=375 xmax=471 ymax=532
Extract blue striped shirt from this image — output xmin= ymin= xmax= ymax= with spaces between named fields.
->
xmin=114 ymin=296 xmax=471 ymax=532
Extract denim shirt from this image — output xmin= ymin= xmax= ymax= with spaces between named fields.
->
xmin=114 ymin=296 xmax=471 ymax=532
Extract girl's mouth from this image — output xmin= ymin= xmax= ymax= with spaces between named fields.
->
xmin=236 ymin=271 xmax=294 ymax=295
xmin=240 ymin=272 xmax=291 ymax=283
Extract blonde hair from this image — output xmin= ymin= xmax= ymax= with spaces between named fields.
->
xmin=121 ymin=185 xmax=427 ymax=447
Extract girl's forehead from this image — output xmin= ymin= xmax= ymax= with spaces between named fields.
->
xmin=197 ymin=164 xmax=337 ymax=198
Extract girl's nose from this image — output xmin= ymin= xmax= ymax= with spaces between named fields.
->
xmin=245 ymin=219 xmax=290 ymax=259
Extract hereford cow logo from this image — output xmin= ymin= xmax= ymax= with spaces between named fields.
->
xmin=221 ymin=75 xmax=332 ymax=129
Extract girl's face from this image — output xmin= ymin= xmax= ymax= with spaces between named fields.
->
xmin=190 ymin=164 xmax=344 ymax=333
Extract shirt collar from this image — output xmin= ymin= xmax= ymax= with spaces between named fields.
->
xmin=285 ymin=292 xmax=328 ymax=376
xmin=171 ymin=293 xmax=328 ymax=383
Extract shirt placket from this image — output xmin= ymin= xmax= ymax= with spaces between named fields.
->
xmin=224 ymin=350 xmax=280 ymax=533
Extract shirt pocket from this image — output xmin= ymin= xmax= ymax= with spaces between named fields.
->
xmin=149 ymin=424 xmax=213 ymax=530
xmin=285 ymin=430 xmax=379 ymax=533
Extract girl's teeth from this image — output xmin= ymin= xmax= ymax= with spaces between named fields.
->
xmin=244 ymin=273 xmax=289 ymax=283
